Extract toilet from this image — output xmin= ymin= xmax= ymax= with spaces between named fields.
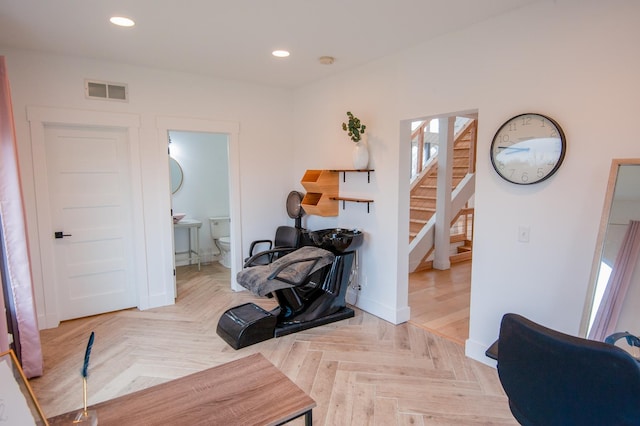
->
xmin=209 ymin=216 xmax=231 ymax=268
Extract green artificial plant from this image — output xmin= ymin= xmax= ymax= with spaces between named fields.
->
xmin=341 ymin=111 xmax=366 ymax=143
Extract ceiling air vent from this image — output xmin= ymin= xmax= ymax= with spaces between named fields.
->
xmin=84 ymin=79 xmax=128 ymax=102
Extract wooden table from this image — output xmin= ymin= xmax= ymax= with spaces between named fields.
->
xmin=47 ymin=353 xmax=315 ymax=426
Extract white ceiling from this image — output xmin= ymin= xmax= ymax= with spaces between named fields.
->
xmin=0 ymin=0 xmax=539 ymax=88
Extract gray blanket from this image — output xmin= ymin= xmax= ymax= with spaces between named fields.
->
xmin=237 ymin=246 xmax=335 ymax=296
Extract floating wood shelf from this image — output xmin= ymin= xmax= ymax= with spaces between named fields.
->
xmin=330 ymin=197 xmax=375 ymax=213
xmin=301 ymin=169 xmax=374 ymax=216
xmin=329 ymin=169 xmax=375 ymax=183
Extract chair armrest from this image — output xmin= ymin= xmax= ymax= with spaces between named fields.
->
xmin=244 ymin=247 xmax=296 ymax=267
xmin=248 ymin=239 xmax=273 ymax=257
xmin=267 ymin=256 xmax=322 ymax=287
xmin=485 ymin=339 xmax=499 ymax=360
xmin=605 ymin=332 xmax=640 ymax=348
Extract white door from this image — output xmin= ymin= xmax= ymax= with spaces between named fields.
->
xmin=44 ymin=125 xmax=137 ymax=320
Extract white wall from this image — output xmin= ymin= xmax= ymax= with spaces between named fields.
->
xmin=1 ymin=48 xmax=294 ymax=325
xmin=293 ymin=59 xmax=410 ymax=324
xmin=170 ymin=131 xmax=230 ymax=264
xmin=292 ymin=0 xmax=640 ymax=364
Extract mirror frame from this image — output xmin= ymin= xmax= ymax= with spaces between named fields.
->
xmin=169 ymin=157 xmax=184 ymax=194
xmin=579 ymin=158 xmax=640 ymax=336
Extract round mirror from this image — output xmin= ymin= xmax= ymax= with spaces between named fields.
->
xmin=169 ymin=157 xmax=184 ymax=194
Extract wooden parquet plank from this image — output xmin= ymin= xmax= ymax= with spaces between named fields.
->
xmin=440 ymin=337 xmax=477 ymax=382
xmin=309 ymin=359 xmax=339 ymax=426
xmin=325 ymin=370 xmax=357 ymax=426
xmin=295 ymin=350 xmax=323 ymax=393
xmin=399 ymin=413 xmax=425 ymax=426
xmin=393 ymin=323 xmax=412 ymax=351
xmin=470 ymin=361 xmax=507 ymax=397
xmin=369 ymin=375 xmax=481 ymax=398
xmin=264 ymin=332 xmax=297 ymax=368
xmin=280 ymin=340 xmax=312 ymax=380
xmin=407 ymin=322 xmax=433 ymax=358
xmin=351 ymin=381 xmax=376 ymax=424
xmin=29 ymin=262 xmax=516 ymax=425
xmin=373 ymin=397 xmax=398 ymax=425
xmin=400 ymin=393 xmax=514 ymax=420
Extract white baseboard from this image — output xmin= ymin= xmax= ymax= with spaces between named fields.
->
xmin=354 ymin=294 xmax=411 ymax=325
xmin=465 ymin=337 xmax=497 ymax=368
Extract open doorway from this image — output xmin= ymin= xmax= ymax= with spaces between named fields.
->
xmin=157 ymin=117 xmax=242 ymax=299
xmin=406 ymin=111 xmax=477 ymax=344
xmin=169 ymin=131 xmax=230 ymax=276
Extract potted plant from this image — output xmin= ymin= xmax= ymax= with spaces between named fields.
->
xmin=341 ymin=111 xmax=369 ymax=169
xmin=342 ymin=111 xmax=366 ymax=143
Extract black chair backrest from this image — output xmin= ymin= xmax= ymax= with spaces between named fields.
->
xmin=273 ymin=226 xmax=301 ymax=249
xmin=497 ymin=313 xmax=640 ymax=426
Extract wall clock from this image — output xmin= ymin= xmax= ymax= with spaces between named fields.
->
xmin=490 ymin=113 xmax=566 ymax=185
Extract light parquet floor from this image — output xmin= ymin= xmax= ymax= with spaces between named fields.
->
xmin=30 ymin=262 xmax=516 ymax=425
xmin=409 ymin=261 xmax=472 ymax=345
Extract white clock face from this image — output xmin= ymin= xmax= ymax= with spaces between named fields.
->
xmin=490 ymin=113 xmax=566 ymax=185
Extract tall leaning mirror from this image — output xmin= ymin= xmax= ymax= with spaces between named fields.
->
xmin=581 ymin=158 xmax=640 ymax=339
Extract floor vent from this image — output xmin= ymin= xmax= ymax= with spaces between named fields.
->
xmin=85 ymin=79 xmax=128 ymax=101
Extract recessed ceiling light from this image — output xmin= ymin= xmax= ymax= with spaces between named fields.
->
xmin=272 ymin=50 xmax=290 ymax=58
xmin=110 ymin=16 xmax=135 ymax=27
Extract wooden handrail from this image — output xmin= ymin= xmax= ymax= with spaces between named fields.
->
xmin=410 ymin=118 xmax=477 ymax=180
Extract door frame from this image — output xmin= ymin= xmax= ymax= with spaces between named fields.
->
xmin=28 ymin=106 xmax=148 ymax=328
xmin=156 ymin=117 xmax=243 ymax=292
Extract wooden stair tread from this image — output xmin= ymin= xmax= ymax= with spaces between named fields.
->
xmin=410 ymin=206 xmax=435 ymax=212
xmin=451 ymin=251 xmax=472 ymax=263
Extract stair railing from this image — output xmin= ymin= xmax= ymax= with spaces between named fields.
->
xmin=408 ymin=118 xmax=477 ymax=272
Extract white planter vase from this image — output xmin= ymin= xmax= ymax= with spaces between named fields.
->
xmin=352 ymin=138 xmax=369 ymax=170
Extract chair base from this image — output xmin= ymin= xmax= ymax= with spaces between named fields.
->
xmin=216 ymin=302 xmax=354 ymax=349
xmin=274 ymin=306 xmax=354 ymax=337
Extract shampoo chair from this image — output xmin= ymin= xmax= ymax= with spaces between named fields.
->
xmin=217 ymin=228 xmax=363 ymax=349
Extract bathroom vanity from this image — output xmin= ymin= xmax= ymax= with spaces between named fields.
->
xmin=174 ymin=219 xmax=201 ymax=270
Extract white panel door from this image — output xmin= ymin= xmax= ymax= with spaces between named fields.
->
xmin=44 ymin=125 xmax=136 ymax=320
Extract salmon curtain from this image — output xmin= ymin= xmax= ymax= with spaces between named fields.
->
xmin=0 ymin=262 xmax=8 ymax=352
xmin=0 ymin=56 xmax=43 ymax=377
xmin=588 ymin=220 xmax=640 ymax=342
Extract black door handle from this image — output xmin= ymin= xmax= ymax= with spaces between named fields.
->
xmin=54 ymin=231 xmax=72 ymax=239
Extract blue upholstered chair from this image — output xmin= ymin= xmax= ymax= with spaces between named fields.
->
xmin=495 ymin=313 xmax=640 ymax=426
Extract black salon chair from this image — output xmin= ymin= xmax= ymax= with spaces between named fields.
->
xmin=495 ymin=313 xmax=640 ymax=426
xmin=244 ymin=226 xmax=302 ymax=267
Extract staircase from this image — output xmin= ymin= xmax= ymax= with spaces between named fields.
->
xmin=409 ymin=118 xmax=477 ymax=271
